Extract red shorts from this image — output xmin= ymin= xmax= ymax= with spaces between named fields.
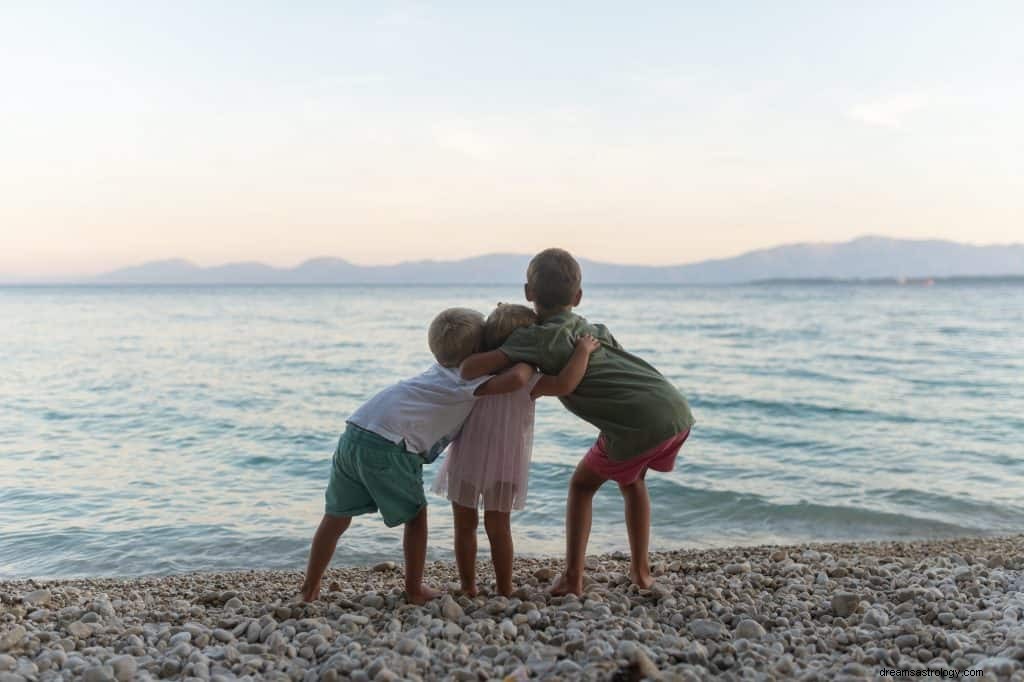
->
xmin=582 ymin=429 xmax=690 ymax=485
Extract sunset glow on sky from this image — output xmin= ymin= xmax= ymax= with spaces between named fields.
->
xmin=2 ymin=2 xmax=1022 ymax=278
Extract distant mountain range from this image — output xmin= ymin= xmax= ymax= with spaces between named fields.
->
xmin=78 ymin=236 xmax=1024 ymax=285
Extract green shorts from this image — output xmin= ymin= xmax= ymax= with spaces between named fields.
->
xmin=324 ymin=424 xmax=426 ymax=527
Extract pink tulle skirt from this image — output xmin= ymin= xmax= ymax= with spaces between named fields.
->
xmin=432 ymin=378 xmax=538 ymax=512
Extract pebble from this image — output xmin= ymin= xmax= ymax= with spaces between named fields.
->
xmin=895 ymin=634 xmax=920 ymax=649
xmin=735 ymin=618 xmax=767 ymax=639
xmin=361 ymin=594 xmax=384 ymax=609
xmin=499 ymin=620 xmax=517 ymax=639
xmin=863 ymin=608 xmax=889 ymax=628
xmin=633 ymin=650 xmax=660 ymax=679
xmin=556 ymin=659 xmax=582 ymax=674
xmin=67 ymin=621 xmax=92 ymax=638
xmin=441 ymin=595 xmax=464 ymax=621
xmin=21 ymin=589 xmax=51 ymax=606
xmin=108 ymin=655 xmax=137 ymax=682
xmin=689 ymin=618 xmax=726 ymax=639
xmin=832 ymin=591 xmax=860 ymax=617
xmin=0 ymin=536 xmax=1021 ymax=681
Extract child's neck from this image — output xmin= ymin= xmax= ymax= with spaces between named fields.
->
xmin=535 ymin=305 xmax=573 ymax=322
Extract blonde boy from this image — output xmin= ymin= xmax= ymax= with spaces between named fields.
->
xmin=301 ymin=308 xmax=534 ymax=604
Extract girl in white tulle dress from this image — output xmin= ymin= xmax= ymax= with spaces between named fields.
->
xmin=433 ymin=303 xmax=599 ymax=596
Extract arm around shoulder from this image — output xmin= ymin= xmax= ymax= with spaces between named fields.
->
xmin=474 ymin=362 xmax=535 ymax=396
xmin=460 ymin=349 xmax=512 ymax=380
xmin=531 ymin=334 xmax=599 ymax=398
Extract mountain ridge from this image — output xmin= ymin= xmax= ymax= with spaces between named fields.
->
xmin=25 ymin=236 xmax=1024 ymax=284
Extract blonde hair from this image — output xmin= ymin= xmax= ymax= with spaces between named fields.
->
xmin=527 ymin=248 xmax=581 ymax=310
xmin=483 ymin=303 xmax=537 ymax=350
xmin=428 ymin=307 xmax=485 ymax=367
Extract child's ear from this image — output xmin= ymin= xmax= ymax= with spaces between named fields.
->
xmin=523 ymin=283 xmax=534 ymax=302
xmin=573 ymin=288 xmax=583 ymax=306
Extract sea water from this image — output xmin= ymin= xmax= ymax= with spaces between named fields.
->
xmin=1 ymin=283 xmax=1022 ymax=578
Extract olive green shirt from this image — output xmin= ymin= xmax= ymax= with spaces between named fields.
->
xmin=499 ymin=312 xmax=695 ymax=461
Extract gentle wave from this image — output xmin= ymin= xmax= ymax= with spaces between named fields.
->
xmin=1 ymin=283 xmax=1022 ymax=578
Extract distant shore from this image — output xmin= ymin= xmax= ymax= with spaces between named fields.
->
xmin=6 ymin=235 xmax=1024 ymax=286
xmin=5 ymin=275 xmax=1024 ymax=287
xmin=1 ymin=535 xmax=1022 ymax=680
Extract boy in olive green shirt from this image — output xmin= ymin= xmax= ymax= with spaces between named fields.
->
xmin=462 ymin=248 xmax=695 ymax=596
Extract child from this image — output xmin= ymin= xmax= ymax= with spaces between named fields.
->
xmin=432 ymin=303 xmax=600 ymax=597
xmin=301 ymin=307 xmax=535 ymax=605
xmin=462 ymin=249 xmax=696 ymax=596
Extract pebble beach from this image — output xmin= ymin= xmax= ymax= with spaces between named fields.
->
xmin=2 ymin=536 xmax=1023 ymax=681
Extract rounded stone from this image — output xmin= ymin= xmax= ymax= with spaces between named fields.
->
xmin=533 ymin=567 xmax=555 ymax=581
xmin=863 ymin=608 xmax=889 ymax=628
xmin=440 ymin=596 xmax=464 ymax=621
xmin=22 ymin=589 xmax=51 ymax=607
xmin=395 ymin=638 xmax=417 ymax=655
xmin=831 ymin=592 xmax=860 ymax=617
xmin=82 ymin=664 xmax=115 ymax=682
xmin=689 ymin=618 xmax=725 ymax=639
xmin=735 ymin=619 xmax=767 ymax=640
xmin=108 ymin=655 xmax=137 ymax=682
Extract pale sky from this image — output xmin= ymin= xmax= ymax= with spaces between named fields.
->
xmin=2 ymin=1 xmax=1022 ymax=278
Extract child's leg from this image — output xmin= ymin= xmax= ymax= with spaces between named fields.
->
xmin=483 ymin=510 xmax=513 ymax=596
xmin=403 ymin=506 xmax=440 ymax=605
xmin=551 ymin=461 xmax=607 ymax=596
xmin=301 ymin=514 xmax=352 ymax=602
xmin=619 ymin=471 xmax=653 ymax=588
xmin=451 ymin=503 xmax=479 ymax=595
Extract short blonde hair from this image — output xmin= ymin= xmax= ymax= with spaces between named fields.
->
xmin=484 ymin=303 xmax=537 ymax=350
xmin=428 ymin=308 xmax=485 ymax=367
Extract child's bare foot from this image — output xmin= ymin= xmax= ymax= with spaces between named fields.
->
xmin=631 ymin=569 xmax=655 ymax=590
xmin=455 ymin=583 xmax=479 ymax=598
xmin=548 ymin=573 xmax=583 ymax=597
xmin=405 ymin=584 xmax=442 ymax=605
xmin=299 ymin=579 xmax=321 ymax=603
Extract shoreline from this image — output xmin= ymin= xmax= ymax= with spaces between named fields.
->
xmin=2 ymin=536 xmax=1022 ymax=680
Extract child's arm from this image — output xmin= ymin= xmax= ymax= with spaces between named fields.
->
xmin=531 ymin=334 xmax=600 ymax=399
xmin=461 ymin=350 xmax=512 ymax=380
xmin=473 ymin=362 xmax=535 ymax=396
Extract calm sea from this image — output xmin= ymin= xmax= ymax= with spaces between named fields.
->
xmin=2 ymin=284 xmax=1022 ymax=579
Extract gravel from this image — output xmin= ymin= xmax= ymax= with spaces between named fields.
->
xmin=1 ymin=535 xmax=1023 ymax=680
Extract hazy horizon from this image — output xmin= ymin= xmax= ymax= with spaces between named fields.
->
xmin=3 ymin=3 xmax=1022 ymax=278
xmin=3 ymin=234 xmax=1022 ymax=285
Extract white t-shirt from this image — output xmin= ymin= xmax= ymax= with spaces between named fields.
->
xmin=347 ymin=363 xmax=491 ymax=462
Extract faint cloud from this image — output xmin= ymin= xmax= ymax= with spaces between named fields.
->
xmin=432 ymin=123 xmax=498 ymax=161
xmin=375 ymin=5 xmax=430 ymax=29
xmin=628 ymin=71 xmax=707 ymax=97
xmin=317 ymin=74 xmax=390 ymax=89
xmin=848 ymin=92 xmax=929 ymax=129
xmin=544 ymin=106 xmax=590 ymax=125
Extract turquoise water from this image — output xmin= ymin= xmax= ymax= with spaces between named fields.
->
xmin=1 ymin=284 xmax=1022 ymax=579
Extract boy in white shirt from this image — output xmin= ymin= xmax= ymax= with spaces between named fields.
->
xmin=300 ymin=308 xmax=535 ymax=604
